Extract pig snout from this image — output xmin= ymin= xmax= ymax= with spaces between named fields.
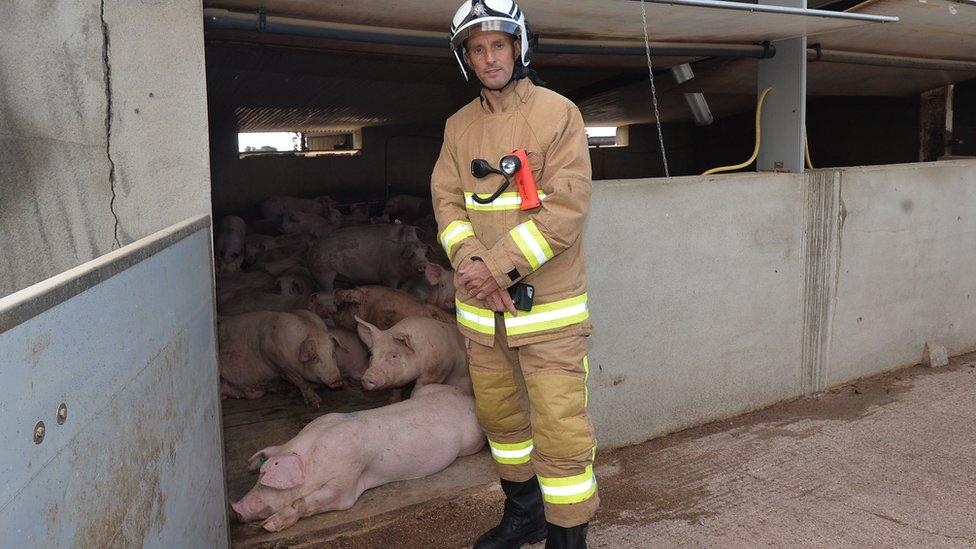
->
xmin=361 ymin=371 xmax=384 ymax=391
xmin=231 ymin=496 xmax=272 ymax=523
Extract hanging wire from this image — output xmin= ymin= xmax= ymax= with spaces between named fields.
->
xmin=639 ymin=0 xmax=670 ymax=177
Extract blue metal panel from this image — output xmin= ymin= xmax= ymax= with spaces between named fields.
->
xmin=0 ymin=218 xmax=227 ymax=547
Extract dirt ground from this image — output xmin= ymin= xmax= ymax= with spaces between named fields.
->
xmin=230 ymin=352 xmax=976 ymax=548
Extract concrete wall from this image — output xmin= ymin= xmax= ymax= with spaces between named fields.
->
xmin=0 ymin=1 xmax=211 ymax=299
xmin=825 ymin=161 xmax=976 ymax=385
xmin=586 ymin=160 xmax=976 ymax=448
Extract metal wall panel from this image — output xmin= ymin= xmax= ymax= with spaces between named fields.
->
xmin=0 ymin=217 xmax=227 ymax=547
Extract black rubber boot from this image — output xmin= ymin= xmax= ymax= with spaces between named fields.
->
xmin=473 ymin=477 xmax=548 ymax=549
xmin=544 ymin=522 xmax=588 ymax=549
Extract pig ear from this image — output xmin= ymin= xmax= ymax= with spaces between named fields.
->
xmin=392 ymin=333 xmax=415 ymax=353
xmin=424 ymin=262 xmax=444 ymax=284
xmin=259 ymin=452 xmax=305 ymax=489
xmin=330 ymin=333 xmax=349 ymax=353
xmin=355 ymin=316 xmax=379 ymax=350
xmin=247 ymin=446 xmax=280 ymax=471
xmin=398 ymin=225 xmax=419 ymax=242
xmin=299 ymin=339 xmax=318 ymax=363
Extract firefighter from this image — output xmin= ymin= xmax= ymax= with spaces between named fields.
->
xmin=431 ymin=1 xmax=597 ymax=547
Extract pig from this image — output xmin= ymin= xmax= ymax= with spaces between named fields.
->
xmin=217 ymin=271 xmax=276 ymax=306
xmin=275 ymin=266 xmax=315 ymax=298
xmin=248 ymin=218 xmax=282 ymax=236
xmin=261 ymin=195 xmax=335 ymax=220
xmin=215 ymin=215 xmax=247 ymax=274
xmin=306 ymin=224 xmax=429 ymax=293
xmin=248 ymin=245 xmax=306 ymax=269
xmin=402 ymin=262 xmax=456 ymax=311
xmin=356 ymin=315 xmax=471 ymax=395
xmin=218 ymin=291 xmax=336 ymax=318
xmin=253 ymin=255 xmax=304 ymax=278
xmin=334 ymin=285 xmax=453 ymax=331
xmin=279 ymin=210 xmax=341 ymax=239
xmin=383 ymin=194 xmax=431 ymax=224
xmin=340 ymin=203 xmax=371 ymax=227
xmin=231 ymin=383 xmax=484 ymax=532
xmin=331 ymin=328 xmax=369 ymax=381
xmin=245 ymin=234 xmax=313 ymax=267
xmin=217 ymin=310 xmax=343 ymax=407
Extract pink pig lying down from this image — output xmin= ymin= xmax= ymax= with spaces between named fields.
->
xmin=231 ymin=384 xmax=485 ymax=532
xmin=217 ymin=310 xmax=343 ymax=407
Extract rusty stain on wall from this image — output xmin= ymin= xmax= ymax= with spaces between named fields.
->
xmin=27 ymin=332 xmax=52 ymax=368
xmin=68 ymin=333 xmax=188 ymax=548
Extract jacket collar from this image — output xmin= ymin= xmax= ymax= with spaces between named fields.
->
xmin=479 ymin=78 xmax=535 ymax=114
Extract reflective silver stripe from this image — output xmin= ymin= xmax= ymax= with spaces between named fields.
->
xmin=490 ymin=445 xmax=533 ymax=459
xmin=539 ymin=477 xmax=595 ymax=497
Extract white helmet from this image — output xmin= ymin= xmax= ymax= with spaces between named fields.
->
xmin=450 ymin=0 xmax=531 ymax=81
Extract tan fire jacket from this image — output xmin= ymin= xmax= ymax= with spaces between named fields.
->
xmin=431 ymin=78 xmax=592 ymax=347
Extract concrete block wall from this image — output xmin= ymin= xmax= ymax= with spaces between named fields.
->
xmin=0 ymin=1 xmax=211 ymax=299
xmin=586 ymin=160 xmax=976 ymax=448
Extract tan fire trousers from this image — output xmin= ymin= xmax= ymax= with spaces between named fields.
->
xmin=467 ymin=315 xmax=599 ymax=527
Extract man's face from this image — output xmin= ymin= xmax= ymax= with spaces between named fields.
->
xmin=464 ymin=30 xmax=520 ymax=89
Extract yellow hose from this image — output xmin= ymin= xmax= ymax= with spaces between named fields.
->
xmin=702 ymin=86 xmax=774 ymax=176
xmin=804 ymin=132 xmax=814 ymax=170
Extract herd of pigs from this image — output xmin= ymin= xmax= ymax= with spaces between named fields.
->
xmin=213 ymin=194 xmax=484 ymax=532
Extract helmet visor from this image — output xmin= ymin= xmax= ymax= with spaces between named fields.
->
xmin=450 ymin=18 xmax=520 ymax=51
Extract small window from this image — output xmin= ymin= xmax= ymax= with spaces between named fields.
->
xmin=238 ymin=132 xmax=301 ymax=154
xmin=238 ymin=130 xmax=362 ymax=157
xmin=585 ymin=126 xmax=628 ymax=148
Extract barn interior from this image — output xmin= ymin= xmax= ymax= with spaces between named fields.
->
xmin=202 ymin=1 xmax=976 ymax=544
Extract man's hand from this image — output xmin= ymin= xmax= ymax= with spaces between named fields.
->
xmin=458 ymin=259 xmax=501 ymax=301
xmin=483 ymin=288 xmax=517 ymax=316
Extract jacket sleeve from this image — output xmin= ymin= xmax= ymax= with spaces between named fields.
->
xmin=480 ymin=106 xmax=591 ymax=289
xmin=431 ymin=121 xmax=489 ymax=272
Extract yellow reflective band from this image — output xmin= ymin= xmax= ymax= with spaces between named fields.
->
xmin=538 ymin=465 xmax=597 ymax=505
xmin=487 ymin=438 xmax=534 ymax=465
xmin=455 ymin=299 xmax=495 ymax=335
xmin=463 ymin=190 xmax=547 ymax=212
xmin=510 ymin=220 xmax=554 ymax=270
xmin=439 ymin=220 xmax=474 ymax=257
xmin=583 ymin=356 xmax=589 ymax=408
xmin=503 ymin=293 xmax=589 ymax=336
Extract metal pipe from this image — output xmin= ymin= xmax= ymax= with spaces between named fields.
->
xmin=644 ymin=0 xmax=899 ymax=22
xmin=535 ymin=39 xmax=774 ymax=59
xmin=671 ymin=64 xmax=714 ymax=126
xmin=204 ymin=8 xmax=775 ymax=59
xmin=808 ymin=47 xmax=976 ymax=72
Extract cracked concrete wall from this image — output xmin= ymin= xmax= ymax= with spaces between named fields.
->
xmin=0 ymin=1 xmax=211 ymax=298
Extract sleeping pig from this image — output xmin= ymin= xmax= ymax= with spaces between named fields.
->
xmin=231 ymin=383 xmax=484 ymax=532
xmin=306 ymin=224 xmax=429 ymax=293
xmin=217 ymin=310 xmax=343 ymax=407
xmin=279 ymin=210 xmax=342 ymax=239
xmin=333 ymin=285 xmax=453 ymax=331
xmin=355 ymin=315 xmax=471 ymax=395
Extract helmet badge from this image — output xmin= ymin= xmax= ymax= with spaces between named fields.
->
xmin=472 ymin=3 xmax=486 ymax=15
